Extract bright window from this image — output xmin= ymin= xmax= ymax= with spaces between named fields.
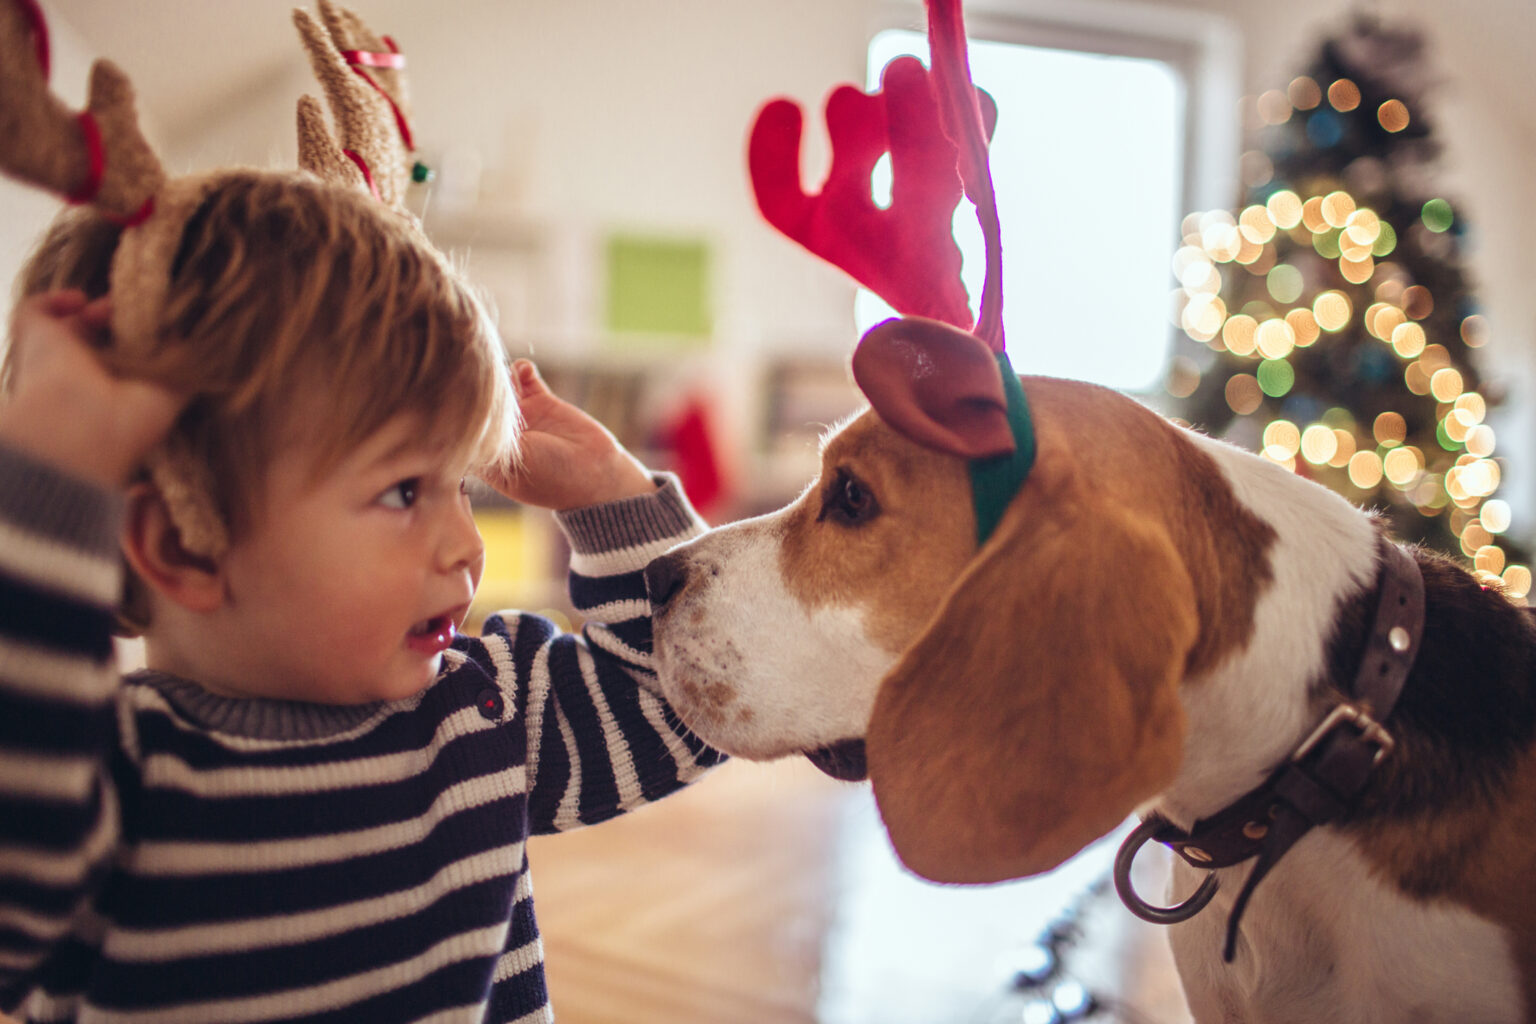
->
xmin=858 ymin=29 xmax=1186 ymax=393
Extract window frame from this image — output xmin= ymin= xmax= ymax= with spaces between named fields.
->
xmin=870 ymin=0 xmax=1241 ymax=216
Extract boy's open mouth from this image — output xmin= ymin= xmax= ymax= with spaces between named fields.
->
xmin=405 ymin=609 xmax=462 ymax=656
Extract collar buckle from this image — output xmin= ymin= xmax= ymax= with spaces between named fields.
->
xmin=1291 ymin=701 xmax=1395 ymax=768
xmin=1114 ymin=540 xmax=1424 ymax=963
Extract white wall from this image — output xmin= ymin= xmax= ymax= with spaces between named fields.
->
xmin=5 ymin=0 xmax=1533 ymax=536
xmin=143 ymin=0 xmax=889 ymax=371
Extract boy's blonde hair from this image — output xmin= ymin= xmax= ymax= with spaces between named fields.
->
xmin=8 ymin=170 xmax=518 ymax=631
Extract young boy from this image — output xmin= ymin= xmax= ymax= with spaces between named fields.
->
xmin=0 ymin=173 xmax=721 ymax=1022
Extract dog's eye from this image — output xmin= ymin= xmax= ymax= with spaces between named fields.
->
xmin=820 ymin=469 xmax=880 ymax=526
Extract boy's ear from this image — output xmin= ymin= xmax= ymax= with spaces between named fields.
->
xmin=121 ymin=481 xmax=225 ymax=614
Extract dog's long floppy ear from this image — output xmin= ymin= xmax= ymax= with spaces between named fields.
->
xmin=866 ymin=461 xmax=1197 ymax=883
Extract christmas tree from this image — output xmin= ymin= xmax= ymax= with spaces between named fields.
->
xmin=1167 ymin=15 xmax=1528 ymax=598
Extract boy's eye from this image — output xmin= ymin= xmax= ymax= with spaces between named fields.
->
xmin=379 ymin=478 xmax=421 ymax=509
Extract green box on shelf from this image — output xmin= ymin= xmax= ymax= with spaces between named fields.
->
xmin=604 ymin=234 xmax=711 ymax=345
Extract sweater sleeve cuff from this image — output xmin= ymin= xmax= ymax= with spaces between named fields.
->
xmin=555 ymin=473 xmax=705 ymax=556
xmin=0 ymin=441 xmax=124 ymax=560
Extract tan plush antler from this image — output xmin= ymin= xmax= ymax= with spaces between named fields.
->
xmin=0 ymin=1 xmax=164 ymax=221
xmin=0 ymin=0 xmax=218 ymax=357
xmin=0 ymin=1 xmax=231 ymax=555
xmin=293 ymin=0 xmax=415 ymax=209
xmin=1 ymin=0 xmax=424 ymax=561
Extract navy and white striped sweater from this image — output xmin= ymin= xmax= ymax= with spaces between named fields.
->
xmin=0 ymin=442 xmax=724 ymax=1023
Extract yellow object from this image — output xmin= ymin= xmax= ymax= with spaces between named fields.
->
xmin=470 ymin=509 xmax=558 ymax=629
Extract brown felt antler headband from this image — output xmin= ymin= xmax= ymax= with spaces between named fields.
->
xmin=748 ymin=0 xmax=1034 ymax=542
xmin=0 ymin=0 xmax=420 ymax=556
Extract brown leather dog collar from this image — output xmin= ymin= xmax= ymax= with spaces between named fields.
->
xmin=1114 ymin=537 xmax=1426 ymax=962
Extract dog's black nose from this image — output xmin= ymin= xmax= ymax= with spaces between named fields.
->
xmin=644 ymin=552 xmax=688 ymax=609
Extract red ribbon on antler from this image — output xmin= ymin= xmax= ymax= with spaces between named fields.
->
xmin=342 ymin=148 xmax=381 ymax=200
xmin=63 ymin=110 xmax=104 ymax=204
xmin=344 ymin=38 xmax=414 ymax=151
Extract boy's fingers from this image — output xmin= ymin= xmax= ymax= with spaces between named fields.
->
xmin=39 ymin=289 xmax=88 ymax=315
xmin=79 ymin=295 xmax=113 ymax=328
xmin=511 ymin=359 xmax=551 ymax=399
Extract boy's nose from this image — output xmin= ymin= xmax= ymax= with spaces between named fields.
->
xmin=441 ymin=498 xmax=485 ymax=573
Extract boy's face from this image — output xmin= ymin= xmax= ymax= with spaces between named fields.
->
xmin=210 ymin=413 xmax=485 ymax=704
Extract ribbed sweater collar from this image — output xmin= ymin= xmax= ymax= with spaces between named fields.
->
xmin=127 ymin=671 xmax=387 ymax=740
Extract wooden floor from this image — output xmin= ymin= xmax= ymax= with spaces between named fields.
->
xmin=529 ymin=758 xmax=1195 ymax=1024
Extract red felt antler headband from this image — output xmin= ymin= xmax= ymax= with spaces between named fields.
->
xmin=748 ymin=0 xmax=1035 ymax=541
xmin=748 ymin=55 xmax=994 ymax=331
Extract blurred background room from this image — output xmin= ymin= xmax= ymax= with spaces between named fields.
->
xmin=4 ymin=0 xmax=1534 ymax=1020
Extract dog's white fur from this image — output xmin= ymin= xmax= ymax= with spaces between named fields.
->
xmin=1171 ymin=829 xmax=1518 ymax=1023
xmin=649 ymin=382 xmax=1528 ymax=1022
xmin=1171 ymin=442 xmax=1518 ymax=1023
xmin=1160 ymin=433 xmax=1378 ymax=821
xmin=655 ymin=524 xmax=900 ymax=759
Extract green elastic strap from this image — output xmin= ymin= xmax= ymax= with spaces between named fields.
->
xmin=967 ymin=352 xmax=1035 ymax=545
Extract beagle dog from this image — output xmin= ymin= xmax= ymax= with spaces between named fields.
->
xmin=645 ymin=374 xmax=1536 ymax=1022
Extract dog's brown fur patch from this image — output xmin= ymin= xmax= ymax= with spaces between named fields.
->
xmin=1444 ymin=757 xmax=1536 ymax=1019
xmin=1351 ymin=756 xmax=1536 ymax=1018
xmin=1022 ymin=378 xmax=1276 ymax=679
xmin=778 ymin=413 xmax=977 ymax=654
xmin=1338 ymin=559 xmax=1536 ymax=1017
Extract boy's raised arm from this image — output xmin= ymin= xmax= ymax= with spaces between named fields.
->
xmin=0 ymin=292 xmax=183 ymax=1002
xmin=477 ymin=361 xmax=724 ymax=834
xmin=0 ymin=441 xmax=123 ymax=1004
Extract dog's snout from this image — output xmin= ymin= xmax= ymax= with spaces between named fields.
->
xmin=645 ymin=552 xmax=689 ymax=609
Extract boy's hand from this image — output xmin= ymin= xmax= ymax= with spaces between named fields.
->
xmin=482 ymin=360 xmax=656 ymax=510
xmin=0 ymin=290 xmax=187 ymax=489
